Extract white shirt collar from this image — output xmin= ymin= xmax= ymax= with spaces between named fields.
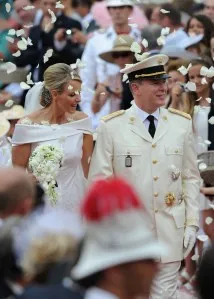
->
xmin=82 ymin=12 xmax=93 ymax=25
xmin=133 ymin=102 xmax=160 ymax=122
xmin=85 ymin=287 xmax=118 ymax=299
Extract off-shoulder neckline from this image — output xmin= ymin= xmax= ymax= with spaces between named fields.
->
xmin=19 ymin=116 xmax=90 ymax=126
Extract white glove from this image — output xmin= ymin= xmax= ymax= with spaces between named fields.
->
xmin=183 ymin=226 xmax=197 ymax=258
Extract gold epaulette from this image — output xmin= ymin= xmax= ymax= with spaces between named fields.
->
xmin=101 ymin=110 xmax=125 ymax=122
xmin=168 ymin=108 xmax=191 ymax=120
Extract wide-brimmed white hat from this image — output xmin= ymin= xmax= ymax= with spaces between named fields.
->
xmin=120 ymin=54 xmax=169 ymax=81
xmin=0 ymin=116 xmax=10 ymax=138
xmin=0 ymin=105 xmax=25 ymax=120
xmin=99 ymin=35 xmax=134 ymax=64
xmin=71 ymin=178 xmax=167 ymax=280
xmin=106 ymin=0 xmax=134 ymax=7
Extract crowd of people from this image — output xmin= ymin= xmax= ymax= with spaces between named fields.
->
xmin=1 ymin=0 xmax=214 ymax=298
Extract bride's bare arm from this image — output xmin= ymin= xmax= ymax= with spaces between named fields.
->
xmin=12 ymin=143 xmax=31 ymax=168
xmin=82 ymin=134 xmax=94 ymax=178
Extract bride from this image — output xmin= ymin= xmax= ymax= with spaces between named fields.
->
xmin=12 ymin=63 xmax=93 ymax=211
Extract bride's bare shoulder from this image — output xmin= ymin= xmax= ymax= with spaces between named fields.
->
xmin=18 ymin=110 xmax=44 ymax=124
xmin=74 ymin=111 xmax=88 ymax=120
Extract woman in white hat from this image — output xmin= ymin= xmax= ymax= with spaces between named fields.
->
xmin=0 ymin=116 xmax=11 ymax=167
xmin=91 ymin=34 xmax=135 ymax=115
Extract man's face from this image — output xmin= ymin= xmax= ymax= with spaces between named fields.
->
xmin=14 ymin=0 xmax=35 ymax=24
xmin=204 ymin=0 xmax=214 ymax=23
xmin=108 ymin=6 xmax=132 ymax=26
xmin=41 ymin=0 xmax=57 ymax=15
xmin=119 ymin=260 xmax=158 ymax=297
xmin=131 ymin=79 xmax=167 ymax=111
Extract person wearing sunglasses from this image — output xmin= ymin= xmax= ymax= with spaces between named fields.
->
xmin=91 ymin=35 xmax=135 ymax=116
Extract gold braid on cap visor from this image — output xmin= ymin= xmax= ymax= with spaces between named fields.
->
xmin=135 ymin=71 xmax=166 ymax=78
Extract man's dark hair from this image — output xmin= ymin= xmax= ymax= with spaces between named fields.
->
xmin=72 ymin=0 xmax=93 ymax=9
xmin=160 ymin=3 xmax=181 ymax=26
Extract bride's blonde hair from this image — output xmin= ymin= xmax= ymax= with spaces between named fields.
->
xmin=41 ymin=63 xmax=81 ymax=107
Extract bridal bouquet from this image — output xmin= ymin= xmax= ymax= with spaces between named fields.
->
xmin=29 ymin=144 xmax=64 ymax=205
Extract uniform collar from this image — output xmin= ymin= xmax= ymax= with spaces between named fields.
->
xmin=133 ymin=102 xmax=160 ymax=122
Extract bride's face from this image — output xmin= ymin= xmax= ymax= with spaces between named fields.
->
xmin=56 ymin=80 xmax=81 ymax=113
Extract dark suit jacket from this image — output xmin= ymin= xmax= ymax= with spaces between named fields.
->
xmin=0 ymin=281 xmax=14 ymax=299
xmin=15 ymin=14 xmax=83 ymax=81
xmin=16 ymin=285 xmax=83 ymax=299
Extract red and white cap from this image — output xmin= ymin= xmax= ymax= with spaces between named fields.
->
xmin=71 ymin=178 xmax=167 ymax=280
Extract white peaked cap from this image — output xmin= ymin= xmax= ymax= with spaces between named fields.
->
xmin=106 ymin=0 xmax=134 ymax=7
xmin=71 ymin=178 xmax=168 ymax=280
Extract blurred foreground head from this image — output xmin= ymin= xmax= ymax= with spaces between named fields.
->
xmin=0 ymin=167 xmax=35 ymax=220
xmin=14 ymin=210 xmax=83 ymax=284
xmin=72 ymin=177 xmax=167 ymax=298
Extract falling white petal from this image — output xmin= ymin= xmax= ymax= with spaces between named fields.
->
xmin=207 ymin=66 xmax=214 ymax=78
xmin=20 ymin=82 xmax=31 ymax=90
xmin=27 ymin=37 xmax=33 ymax=46
xmin=43 ymin=49 xmax=53 ymax=63
xmin=206 ymin=97 xmax=211 ymax=104
xmin=122 ymin=74 xmax=128 ymax=82
xmin=56 ymin=1 xmax=64 ymax=8
xmin=5 ymin=62 xmax=17 ymax=74
xmin=5 ymin=3 xmax=11 ymax=12
xmin=161 ymin=27 xmax=170 ymax=36
xmin=191 ymin=254 xmax=200 ymax=261
xmin=196 ymin=97 xmax=202 ymax=102
xmin=178 ymin=65 xmax=188 ymax=76
xmin=17 ymin=40 xmax=27 ymax=50
xmin=48 ymin=9 xmax=57 ymax=24
xmin=201 ymin=77 xmax=207 ymax=85
xmin=208 ymin=116 xmax=214 ymax=125
xmin=204 ymin=139 xmax=211 ymax=145
xmin=16 ymin=29 xmax=25 ymax=37
xmin=160 ymin=8 xmax=170 ymax=13
xmin=12 ymin=50 xmax=21 ymax=57
xmin=76 ymin=58 xmax=86 ymax=69
xmin=185 ymin=81 xmax=196 ymax=92
xmin=5 ymin=99 xmax=14 ymax=107
xmin=197 ymin=235 xmax=209 ymax=242
xmin=205 ymin=217 xmax=213 ymax=225
xmin=130 ymin=42 xmax=141 ymax=54
xmin=198 ymin=163 xmax=207 ymax=171
xmin=22 ymin=5 xmax=35 ymax=10
xmin=128 ymin=23 xmax=138 ymax=28
xmin=142 ymin=38 xmax=148 ymax=48
xmin=6 ymin=36 xmax=14 ymax=43
xmin=8 ymin=29 xmax=16 ymax=35
xmin=157 ymin=36 xmax=165 ymax=46
xmin=26 ymin=72 xmax=34 ymax=85
xmin=209 ymin=203 xmax=214 ymax=209
xmin=24 ymin=24 xmax=33 ymax=28
xmin=200 ymin=66 xmax=208 ymax=76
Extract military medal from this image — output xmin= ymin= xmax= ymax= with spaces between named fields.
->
xmin=125 ymin=152 xmax=132 ymax=167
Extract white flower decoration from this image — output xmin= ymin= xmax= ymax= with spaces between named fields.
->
xmin=169 ymin=164 xmax=180 ymax=181
xmin=130 ymin=42 xmax=141 ymax=54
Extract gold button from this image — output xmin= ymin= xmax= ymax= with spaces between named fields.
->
xmin=154 ymin=176 xmax=159 ymax=181
xmin=152 ymin=144 xmax=156 ymax=148
xmin=154 ymin=192 xmax=159 ymax=197
xmin=175 ymin=150 xmax=179 ymax=153
xmin=152 ymin=160 xmax=158 ymax=164
xmin=154 ymin=209 xmax=158 ymax=213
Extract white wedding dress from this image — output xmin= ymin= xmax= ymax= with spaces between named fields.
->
xmin=12 ymin=117 xmax=93 ymax=212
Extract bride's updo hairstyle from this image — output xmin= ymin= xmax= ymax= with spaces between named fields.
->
xmin=41 ymin=63 xmax=81 ymax=107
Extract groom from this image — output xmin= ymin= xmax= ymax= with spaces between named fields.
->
xmin=88 ymin=54 xmax=200 ymax=298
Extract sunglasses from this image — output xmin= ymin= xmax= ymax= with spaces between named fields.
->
xmin=112 ymin=52 xmax=131 ymax=59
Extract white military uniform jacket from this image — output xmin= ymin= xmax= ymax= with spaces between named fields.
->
xmin=89 ymin=104 xmax=200 ymax=263
xmin=80 ymin=26 xmax=141 ymax=129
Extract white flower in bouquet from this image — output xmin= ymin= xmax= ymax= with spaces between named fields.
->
xmin=29 ymin=145 xmax=64 ymax=205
